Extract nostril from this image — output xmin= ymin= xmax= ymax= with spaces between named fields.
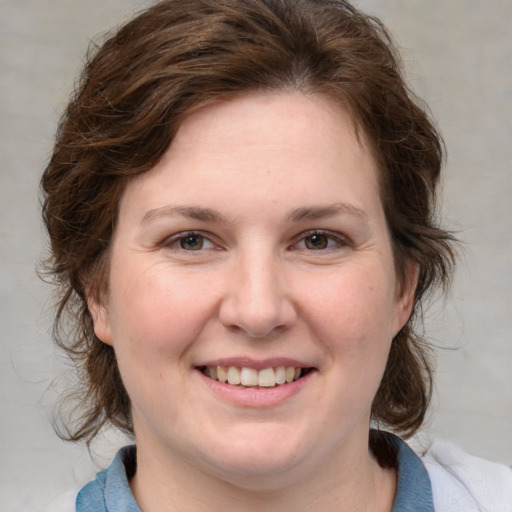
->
xmin=218 ymin=279 xmax=297 ymax=338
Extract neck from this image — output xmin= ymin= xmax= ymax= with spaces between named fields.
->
xmin=130 ymin=433 xmax=397 ymax=512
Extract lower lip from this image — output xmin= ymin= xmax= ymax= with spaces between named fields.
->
xmin=196 ymin=369 xmax=316 ymax=408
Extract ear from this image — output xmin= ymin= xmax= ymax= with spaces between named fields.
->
xmin=87 ymin=291 xmax=113 ymax=346
xmin=392 ymin=262 xmax=419 ymax=337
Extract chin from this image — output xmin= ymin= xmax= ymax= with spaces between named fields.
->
xmin=193 ymin=427 xmax=310 ymax=485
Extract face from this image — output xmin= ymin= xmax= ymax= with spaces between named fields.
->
xmin=91 ymin=91 xmax=415 ymax=489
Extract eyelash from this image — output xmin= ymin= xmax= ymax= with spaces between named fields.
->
xmin=162 ymin=230 xmax=348 ymax=252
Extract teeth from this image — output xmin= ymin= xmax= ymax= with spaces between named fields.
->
xmin=217 ymin=366 xmax=228 ymax=383
xmin=240 ymin=367 xmax=258 ymax=386
xmin=203 ymin=365 xmax=306 ymax=387
xmin=258 ymin=367 xmax=276 ymax=387
xmin=275 ymin=366 xmax=286 ymax=385
xmin=227 ymin=366 xmax=241 ymax=385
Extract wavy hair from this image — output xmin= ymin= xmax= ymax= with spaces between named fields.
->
xmin=41 ymin=0 xmax=456 ymax=450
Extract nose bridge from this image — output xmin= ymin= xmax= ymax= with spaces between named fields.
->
xmin=219 ymin=242 xmax=295 ymax=337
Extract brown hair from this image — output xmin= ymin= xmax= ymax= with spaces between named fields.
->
xmin=41 ymin=0 xmax=456 ymax=449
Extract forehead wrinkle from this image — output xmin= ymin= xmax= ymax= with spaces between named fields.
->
xmin=288 ymin=203 xmax=369 ymax=223
xmin=141 ymin=205 xmax=229 ymax=225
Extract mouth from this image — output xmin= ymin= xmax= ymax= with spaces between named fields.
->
xmin=197 ymin=365 xmax=314 ymax=388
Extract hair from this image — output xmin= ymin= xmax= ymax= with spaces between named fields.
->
xmin=41 ymin=0 xmax=456 ymax=456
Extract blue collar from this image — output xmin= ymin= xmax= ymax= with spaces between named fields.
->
xmin=76 ymin=433 xmax=433 ymax=511
xmin=388 ymin=433 xmax=434 ymax=511
xmin=76 ymin=447 xmax=140 ymax=512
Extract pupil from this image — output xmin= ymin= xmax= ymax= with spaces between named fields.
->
xmin=180 ymin=235 xmax=203 ymax=250
xmin=306 ymin=234 xmax=327 ymax=250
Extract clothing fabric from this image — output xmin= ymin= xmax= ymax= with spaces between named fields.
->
xmin=50 ymin=433 xmax=512 ymax=512
xmin=413 ymin=435 xmax=512 ymax=511
xmin=74 ymin=434 xmax=434 ymax=512
xmin=75 ymin=447 xmax=139 ymax=512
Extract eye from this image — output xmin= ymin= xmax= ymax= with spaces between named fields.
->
xmin=293 ymin=231 xmax=347 ymax=251
xmin=163 ymin=231 xmax=217 ymax=251
xmin=179 ymin=234 xmax=206 ymax=250
xmin=304 ymin=233 xmax=331 ymax=250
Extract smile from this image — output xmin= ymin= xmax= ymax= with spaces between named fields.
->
xmin=198 ymin=365 xmax=312 ymax=388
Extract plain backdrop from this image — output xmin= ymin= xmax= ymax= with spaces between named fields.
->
xmin=1 ymin=1 xmax=511 ymax=510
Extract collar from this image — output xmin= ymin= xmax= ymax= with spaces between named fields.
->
xmin=387 ymin=432 xmax=434 ymax=511
xmin=76 ymin=433 xmax=433 ymax=511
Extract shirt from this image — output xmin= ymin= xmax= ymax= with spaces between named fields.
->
xmin=74 ymin=432 xmax=435 ymax=512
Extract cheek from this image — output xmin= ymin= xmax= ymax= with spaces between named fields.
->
xmin=107 ymin=264 xmax=218 ymax=356
xmin=306 ymin=267 xmax=396 ymax=328
xmin=299 ymin=265 xmax=398 ymax=362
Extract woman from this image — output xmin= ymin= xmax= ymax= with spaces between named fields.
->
xmin=41 ymin=0 xmax=512 ymax=510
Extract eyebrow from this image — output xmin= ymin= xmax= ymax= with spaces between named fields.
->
xmin=141 ymin=205 xmax=229 ymax=225
xmin=288 ymin=203 xmax=368 ymax=222
xmin=141 ymin=202 xmax=368 ymax=226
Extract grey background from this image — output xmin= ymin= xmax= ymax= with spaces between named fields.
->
xmin=1 ymin=0 xmax=511 ymax=510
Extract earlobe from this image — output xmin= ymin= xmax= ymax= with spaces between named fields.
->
xmin=87 ymin=294 xmax=113 ymax=346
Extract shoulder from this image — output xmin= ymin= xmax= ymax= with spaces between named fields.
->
xmin=410 ymin=435 xmax=512 ymax=512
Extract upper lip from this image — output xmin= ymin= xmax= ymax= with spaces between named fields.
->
xmin=195 ymin=357 xmax=314 ymax=370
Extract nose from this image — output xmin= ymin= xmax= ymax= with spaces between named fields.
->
xmin=219 ymin=251 xmax=297 ymax=338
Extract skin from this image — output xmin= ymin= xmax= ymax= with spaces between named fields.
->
xmin=90 ymin=91 xmax=417 ymax=512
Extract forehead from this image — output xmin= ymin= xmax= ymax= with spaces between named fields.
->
xmin=118 ymin=90 xmax=382 ymax=224
xmin=173 ymin=90 xmax=368 ymax=157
